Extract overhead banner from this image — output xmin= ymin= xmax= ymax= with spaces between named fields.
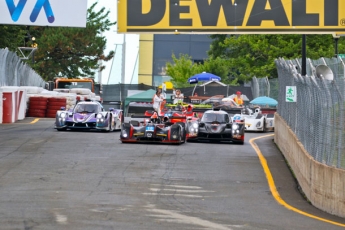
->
xmin=0 ymin=0 xmax=87 ymax=27
xmin=118 ymin=0 xmax=345 ymax=34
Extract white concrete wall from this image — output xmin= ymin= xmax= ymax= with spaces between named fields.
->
xmin=274 ymin=113 xmax=345 ymax=218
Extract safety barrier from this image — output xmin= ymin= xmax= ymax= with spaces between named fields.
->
xmin=0 ymin=86 xmax=27 ymax=124
xmin=275 ymin=113 xmax=345 ymax=218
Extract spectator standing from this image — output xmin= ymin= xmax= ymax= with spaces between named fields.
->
xmin=173 ymin=89 xmax=184 ymax=104
xmin=153 ymin=90 xmax=164 ymax=113
xmin=233 ymin=91 xmax=244 ymax=106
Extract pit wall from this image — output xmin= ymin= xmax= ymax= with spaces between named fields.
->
xmin=274 ymin=113 xmax=345 ymax=218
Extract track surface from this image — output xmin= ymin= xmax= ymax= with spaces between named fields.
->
xmin=0 ymin=118 xmax=344 ymax=230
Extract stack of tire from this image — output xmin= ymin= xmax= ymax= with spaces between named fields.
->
xmin=46 ymin=97 xmax=67 ymax=118
xmin=27 ymin=96 xmax=48 ymax=118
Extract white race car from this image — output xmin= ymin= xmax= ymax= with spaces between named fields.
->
xmin=231 ymin=106 xmax=274 ymax=132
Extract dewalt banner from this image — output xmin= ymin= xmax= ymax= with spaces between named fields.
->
xmin=118 ymin=0 xmax=345 ymax=34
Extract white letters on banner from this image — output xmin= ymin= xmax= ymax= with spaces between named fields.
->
xmin=0 ymin=0 xmax=87 ymax=27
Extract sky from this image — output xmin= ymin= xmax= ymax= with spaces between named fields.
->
xmin=88 ymin=0 xmax=139 ymax=85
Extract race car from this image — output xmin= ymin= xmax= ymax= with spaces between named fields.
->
xmin=232 ymin=106 xmax=274 ymax=132
xmin=55 ymin=100 xmax=123 ymax=131
xmin=159 ymin=104 xmax=199 ymax=123
xmin=186 ymin=109 xmax=245 ymax=144
xmin=120 ymin=111 xmax=186 ymax=144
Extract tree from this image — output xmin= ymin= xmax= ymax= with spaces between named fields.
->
xmin=30 ymin=2 xmax=116 ymax=81
xmin=208 ymin=34 xmax=344 ymax=81
xmin=166 ymin=53 xmax=200 ymax=88
xmin=166 ymin=53 xmax=236 ymax=87
xmin=0 ymin=25 xmax=27 ymax=51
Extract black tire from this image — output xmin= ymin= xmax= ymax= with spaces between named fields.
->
xmin=57 ymin=128 xmax=66 ymax=131
xmin=262 ymin=119 xmax=267 ymax=133
xmin=108 ymin=115 xmax=113 ymax=132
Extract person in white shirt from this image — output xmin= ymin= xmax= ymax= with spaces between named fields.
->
xmin=173 ymin=89 xmax=184 ymax=104
xmin=153 ymin=90 xmax=164 ymax=114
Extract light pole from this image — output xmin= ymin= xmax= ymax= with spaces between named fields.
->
xmin=333 ymin=35 xmax=340 ymax=58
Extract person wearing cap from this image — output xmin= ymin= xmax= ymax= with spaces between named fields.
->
xmin=233 ymin=91 xmax=244 ymax=106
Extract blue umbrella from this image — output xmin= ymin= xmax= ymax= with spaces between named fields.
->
xmin=188 ymin=72 xmax=221 ymax=84
xmin=250 ymin=96 xmax=278 ymax=107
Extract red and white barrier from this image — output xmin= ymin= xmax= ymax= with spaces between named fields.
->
xmin=0 ymin=86 xmax=27 ymax=124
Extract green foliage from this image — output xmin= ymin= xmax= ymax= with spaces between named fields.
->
xmin=209 ymin=34 xmax=344 ymax=80
xmin=0 ymin=25 xmax=27 ymax=51
xmin=168 ymin=34 xmax=345 ymax=85
xmin=28 ymin=2 xmax=116 ymax=81
xmin=166 ymin=53 xmax=200 ymax=88
xmin=166 ymin=53 xmax=237 ymax=87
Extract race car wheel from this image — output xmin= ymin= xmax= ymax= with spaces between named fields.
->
xmin=175 ymin=122 xmax=186 ymax=143
xmin=262 ymin=119 xmax=267 ymax=133
xmin=57 ymin=128 xmax=67 ymax=131
xmin=177 ymin=128 xmax=183 ymax=145
xmin=108 ymin=115 xmax=113 ymax=132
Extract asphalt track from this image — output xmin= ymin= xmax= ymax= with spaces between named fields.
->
xmin=0 ymin=117 xmax=344 ymax=230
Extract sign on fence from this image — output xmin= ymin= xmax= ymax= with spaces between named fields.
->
xmin=286 ymin=86 xmax=296 ymax=102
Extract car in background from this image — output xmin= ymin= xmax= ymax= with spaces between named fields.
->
xmin=186 ymin=109 xmax=245 ymax=144
xmin=231 ymin=106 xmax=274 ymax=132
xmin=55 ymin=100 xmax=122 ymax=131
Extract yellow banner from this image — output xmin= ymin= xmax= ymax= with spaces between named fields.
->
xmin=118 ymin=0 xmax=345 ymax=34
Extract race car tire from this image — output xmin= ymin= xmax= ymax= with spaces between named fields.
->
xmin=175 ymin=122 xmax=186 ymax=143
xmin=107 ymin=115 xmax=113 ymax=132
xmin=57 ymin=128 xmax=67 ymax=131
xmin=262 ymin=119 xmax=267 ymax=133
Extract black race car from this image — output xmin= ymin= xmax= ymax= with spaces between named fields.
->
xmin=186 ymin=109 xmax=245 ymax=144
xmin=120 ymin=111 xmax=186 ymax=145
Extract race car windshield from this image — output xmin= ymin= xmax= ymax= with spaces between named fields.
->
xmin=201 ymin=113 xmax=229 ymax=123
xmin=75 ymin=104 xmax=100 ymax=113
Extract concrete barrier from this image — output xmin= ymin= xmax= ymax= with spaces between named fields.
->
xmin=0 ymin=86 xmax=27 ymax=123
xmin=274 ymin=113 xmax=345 ymax=218
xmin=1 ymin=87 xmax=17 ymax=123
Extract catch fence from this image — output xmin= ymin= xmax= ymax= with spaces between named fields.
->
xmin=0 ymin=48 xmax=45 ymax=87
xmin=276 ymin=57 xmax=345 ymax=169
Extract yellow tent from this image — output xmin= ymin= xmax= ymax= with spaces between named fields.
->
xmin=158 ymin=81 xmax=174 ymax=90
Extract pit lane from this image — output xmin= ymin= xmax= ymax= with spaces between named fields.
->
xmin=0 ymin=118 xmax=344 ymax=230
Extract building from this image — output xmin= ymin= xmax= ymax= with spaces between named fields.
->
xmin=138 ymin=34 xmax=213 ymax=87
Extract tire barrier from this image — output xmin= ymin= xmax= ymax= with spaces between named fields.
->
xmin=27 ymin=97 xmax=48 ymax=118
xmin=1 ymin=86 xmax=99 ymax=121
xmin=46 ymin=97 xmax=66 ymax=118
